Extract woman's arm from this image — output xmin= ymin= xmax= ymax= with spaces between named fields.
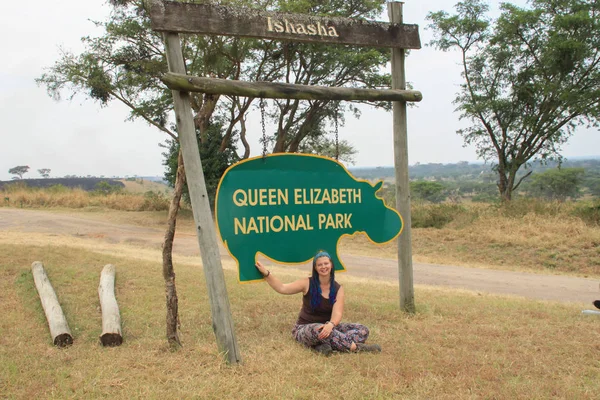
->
xmin=255 ymin=261 xmax=309 ymax=295
xmin=329 ymin=285 xmax=345 ymax=326
xmin=318 ymin=285 xmax=345 ymax=339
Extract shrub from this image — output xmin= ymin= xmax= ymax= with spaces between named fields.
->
xmin=572 ymin=200 xmax=600 ymax=226
xmin=411 ymin=203 xmax=470 ymax=229
xmin=496 ymin=198 xmax=566 ymax=219
xmin=93 ymin=181 xmax=123 ymax=195
xmin=1 ymin=181 xmax=29 ymax=193
xmin=141 ymin=191 xmax=170 ymax=211
xmin=46 ymin=184 xmax=70 ymax=194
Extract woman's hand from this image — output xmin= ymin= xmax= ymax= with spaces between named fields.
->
xmin=255 ymin=261 xmax=268 ymax=277
xmin=317 ymin=322 xmax=334 ymax=340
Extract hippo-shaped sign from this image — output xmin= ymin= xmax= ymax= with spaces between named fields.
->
xmin=215 ymin=154 xmax=403 ymax=282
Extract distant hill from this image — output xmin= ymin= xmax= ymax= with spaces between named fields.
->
xmin=350 ymin=158 xmax=600 ymax=182
xmin=138 ymin=176 xmax=167 ymax=184
xmin=0 ymin=177 xmax=124 ymax=191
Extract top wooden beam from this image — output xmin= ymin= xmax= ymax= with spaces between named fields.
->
xmin=146 ymin=0 xmax=421 ymax=49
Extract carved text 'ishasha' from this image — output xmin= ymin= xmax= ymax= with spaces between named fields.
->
xmin=267 ymin=17 xmax=339 ymax=37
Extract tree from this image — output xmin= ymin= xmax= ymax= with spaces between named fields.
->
xmin=38 ymin=168 xmax=51 ymax=179
xmin=8 ymin=165 xmax=29 ymax=180
xmin=162 ymin=121 xmax=238 ymax=209
xmin=526 ymin=167 xmax=585 ymax=201
xmin=427 ymin=0 xmax=600 ymax=201
xmin=583 ymin=171 xmax=600 ymax=197
xmin=37 ymin=0 xmax=391 ymax=347
xmin=410 ymin=180 xmax=447 ymax=203
xmin=297 ymin=137 xmax=357 ymax=165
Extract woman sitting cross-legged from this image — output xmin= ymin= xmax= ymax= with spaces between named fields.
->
xmin=255 ymin=250 xmax=381 ymax=356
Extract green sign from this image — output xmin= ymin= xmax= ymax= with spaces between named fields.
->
xmin=215 ymin=154 xmax=403 ymax=282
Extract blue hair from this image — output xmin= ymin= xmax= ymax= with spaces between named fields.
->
xmin=310 ymin=251 xmax=337 ymax=310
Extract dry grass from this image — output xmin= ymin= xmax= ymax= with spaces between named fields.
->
xmin=2 ymin=190 xmax=599 ymax=397
xmin=339 ymin=202 xmax=600 ymax=278
xmin=118 ymin=179 xmax=172 ymax=196
xmin=1 ymin=239 xmax=600 ymax=399
xmin=3 ymin=186 xmax=598 ymax=277
xmin=1 ymin=185 xmax=172 ymax=212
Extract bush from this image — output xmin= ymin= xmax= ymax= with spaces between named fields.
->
xmin=496 ymin=197 xmax=566 ymax=219
xmin=571 ymin=200 xmax=600 ymax=226
xmin=46 ymin=184 xmax=70 ymax=194
xmin=1 ymin=181 xmax=29 ymax=193
xmin=141 ymin=191 xmax=170 ymax=211
xmin=471 ymin=192 xmax=500 ymax=203
xmin=411 ymin=203 xmax=470 ymax=229
xmin=93 ymin=181 xmax=123 ymax=195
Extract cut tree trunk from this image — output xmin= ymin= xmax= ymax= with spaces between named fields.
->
xmin=31 ymin=261 xmax=73 ymax=347
xmin=98 ymin=264 xmax=123 ymax=347
xmin=162 ymin=149 xmax=186 ymax=346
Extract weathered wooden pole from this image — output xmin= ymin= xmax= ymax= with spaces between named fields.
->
xmin=31 ymin=261 xmax=73 ymax=347
xmin=161 ymin=73 xmax=423 ymax=102
xmin=98 ymin=264 xmax=123 ymax=347
xmin=388 ymin=2 xmax=415 ymax=313
xmin=162 ymin=31 xmax=242 ymax=364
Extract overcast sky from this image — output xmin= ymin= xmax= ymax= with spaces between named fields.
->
xmin=1 ymin=0 xmax=597 ymax=181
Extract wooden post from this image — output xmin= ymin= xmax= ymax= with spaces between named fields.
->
xmin=388 ymin=2 xmax=415 ymax=313
xmin=98 ymin=264 xmax=123 ymax=347
xmin=163 ymin=32 xmax=242 ymax=364
xmin=31 ymin=261 xmax=73 ymax=347
xmin=160 ymin=73 xmax=423 ymax=102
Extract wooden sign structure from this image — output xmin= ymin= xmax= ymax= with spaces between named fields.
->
xmin=146 ymin=0 xmax=420 ymax=364
xmin=215 ymin=154 xmax=404 ymax=283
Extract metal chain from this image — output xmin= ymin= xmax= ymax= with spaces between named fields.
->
xmin=334 ymin=102 xmax=339 ymax=161
xmin=260 ymin=98 xmax=267 ymax=159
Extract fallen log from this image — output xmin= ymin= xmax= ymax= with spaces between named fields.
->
xmin=31 ymin=261 xmax=73 ymax=347
xmin=98 ymin=264 xmax=123 ymax=346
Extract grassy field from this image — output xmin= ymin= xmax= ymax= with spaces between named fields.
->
xmin=2 ymin=240 xmax=600 ymax=399
xmin=1 ymin=188 xmax=600 ymax=398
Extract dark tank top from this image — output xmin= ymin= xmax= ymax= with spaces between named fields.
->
xmin=296 ymin=281 xmax=341 ymax=325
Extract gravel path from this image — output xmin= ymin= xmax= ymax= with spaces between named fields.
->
xmin=1 ymin=207 xmax=597 ymax=305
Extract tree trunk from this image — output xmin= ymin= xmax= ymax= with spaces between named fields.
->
xmin=496 ymin=158 xmax=512 ymax=201
xmin=287 ymin=105 xmax=320 ymax=152
xmin=98 ymin=264 xmax=123 ymax=347
xmin=194 ymin=94 xmax=219 ymax=144
xmin=31 ymin=261 xmax=73 ymax=347
xmin=162 ymin=149 xmax=186 ymax=346
xmin=498 ymin=177 xmax=511 ymax=201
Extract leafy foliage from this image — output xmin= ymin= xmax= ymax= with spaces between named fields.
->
xmin=37 ymin=169 xmax=51 ymax=179
xmin=427 ymin=0 xmax=600 ymax=200
xmin=162 ymin=122 xmax=237 ymax=209
xmin=525 ymin=168 xmax=585 ymax=201
xmin=410 ymin=181 xmax=447 ymax=203
xmin=37 ymin=0 xmax=391 ymax=163
xmin=93 ymin=181 xmax=124 ymax=195
xmin=411 ymin=203 xmax=469 ymax=228
xmin=8 ymin=166 xmax=30 ymax=180
xmin=572 ymin=199 xmax=600 ymax=226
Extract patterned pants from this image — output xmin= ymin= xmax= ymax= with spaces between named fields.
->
xmin=292 ymin=322 xmax=370 ymax=352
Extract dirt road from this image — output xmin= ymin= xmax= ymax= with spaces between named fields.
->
xmin=1 ymin=208 xmax=598 ymax=305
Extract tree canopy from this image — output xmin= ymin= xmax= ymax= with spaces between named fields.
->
xmin=526 ymin=167 xmax=585 ymax=201
xmin=37 ymin=169 xmax=51 ymax=179
xmin=410 ymin=181 xmax=447 ymax=203
xmin=427 ymin=0 xmax=600 ymax=201
xmin=8 ymin=166 xmax=30 ymax=180
xmin=37 ymin=0 xmax=392 ymax=164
